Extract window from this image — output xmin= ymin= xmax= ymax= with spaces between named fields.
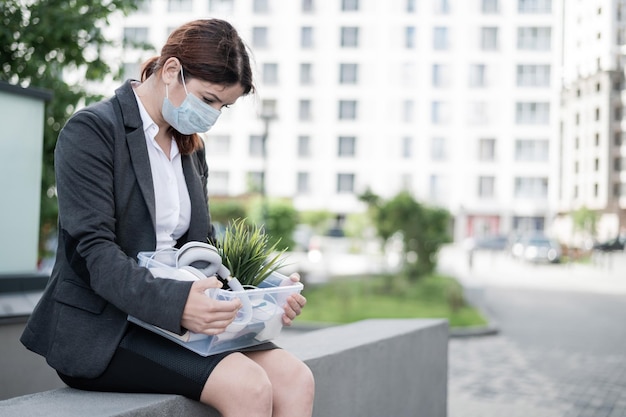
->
xmin=405 ymin=26 xmax=416 ymax=49
xmin=262 ymin=63 xmax=278 ymax=85
xmin=123 ymin=27 xmax=149 ymax=45
xmin=432 ymin=64 xmax=450 ymax=88
xmin=253 ymin=0 xmax=269 ymax=13
xmin=595 ymin=107 xmax=600 ymax=121
xmin=482 ymin=0 xmax=499 ymax=13
xmin=338 ymin=100 xmax=358 ymax=120
xmin=299 ymin=99 xmax=312 ymax=121
xmin=481 ymin=27 xmax=499 ymax=50
xmin=297 ymin=172 xmax=310 ymax=194
xmin=136 ymin=0 xmax=150 ymax=12
xmin=478 ymin=176 xmax=495 ymax=198
xmin=406 ymin=0 xmax=416 ymax=13
xmin=249 ymin=135 xmax=265 ymax=157
xmin=252 ymin=27 xmax=269 ymax=48
xmin=515 ymin=102 xmax=550 ymax=125
xmin=341 ymin=0 xmax=359 ymax=11
xmin=468 ymin=101 xmax=489 ymax=125
xmin=207 ymin=171 xmax=229 ymax=195
xmin=516 ymin=64 xmax=551 ymax=87
xmin=401 ymin=173 xmax=412 ymax=190
xmin=429 ymin=174 xmax=448 ymax=201
xmin=469 ymin=64 xmax=487 ymax=87
xmin=478 ymin=138 xmax=496 ymax=161
xmin=514 ymin=177 xmax=548 ymax=198
xmin=298 ymin=135 xmax=311 ymax=157
xmin=514 ymin=139 xmax=549 ymax=161
xmin=302 ymin=0 xmax=314 ymax=12
xmin=434 ymin=0 xmax=450 ymax=14
xmin=247 ymin=172 xmax=264 ymax=193
xmin=261 ymin=99 xmax=277 ymax=118
xmin=338 ymin=136 xmax=356 ymax=157
xmin=301 ymin=27 xmax=314 ymax=48
xmin=122 ymin=62 xmax=141 ymax=79
xmin=431 ymin=101 xmax=451 ymax=124
xmin=300 ymin=63 xmax=313 ymax=85
xmin=206 ymin=135 xmax=231 ymax=155
xmin=402 ymin=100 xmax=415 ymax=122
xmin=168 ymin=0 xmax=192 ymax=12
xmin=433 ymin=27 xmax=449 ymax=50
xmin=518 ymin=0 xmax=552 ymax=13
xmin=341 ymin=27 xmax=359 ymax=47
xmin=517 ymin=27 xmax=551 ymax=51
xmin=431 ymin=137 xmax=447 ymax=160
xmin=402 ymin=136 xmax=413 ymax=158
xmin=208 ymin=0 xmax=234 ymax=13
xmin=339 ymin=63 xmax=358 ymax=84
xmin=337 ymin=173 xmax=355 ymax=193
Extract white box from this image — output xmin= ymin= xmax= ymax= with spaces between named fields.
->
xmin=129 ymin=250 xmax=303 ymax=356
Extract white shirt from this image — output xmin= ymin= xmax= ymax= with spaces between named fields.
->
xmin=133 ymin=86 xmax=191 ymax=250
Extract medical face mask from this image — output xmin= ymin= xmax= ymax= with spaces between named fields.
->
xmin=162 ymin=68 xmax=221 ymax=134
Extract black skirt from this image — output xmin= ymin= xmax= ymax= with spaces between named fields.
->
xmin=57 ymin=323 xmax=278 ymax=400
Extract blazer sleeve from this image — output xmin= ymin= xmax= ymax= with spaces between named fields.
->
xmin=55 ymin=104 xmax=193 ymax=334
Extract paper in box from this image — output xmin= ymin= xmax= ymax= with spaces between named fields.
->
xmin=128 ymin=250 xmax=303 ymax=356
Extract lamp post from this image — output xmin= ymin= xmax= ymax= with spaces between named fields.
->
xmin=259 ymin=109 xmax=276 ymax=232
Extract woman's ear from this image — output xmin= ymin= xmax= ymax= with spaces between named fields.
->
xmin=161 ymin=57 xmax=182 ymax=85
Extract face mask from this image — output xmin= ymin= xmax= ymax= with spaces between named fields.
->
xmin=162 ymin=68 xmax=221 ymax=134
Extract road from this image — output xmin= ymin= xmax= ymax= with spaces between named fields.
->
xmin=440 ymin=246 xmax=626 ymax=417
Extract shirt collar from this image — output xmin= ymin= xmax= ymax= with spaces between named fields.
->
xmin=132 ymin=83 xmax=179 ymax=159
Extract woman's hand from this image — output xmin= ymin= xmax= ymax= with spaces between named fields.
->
xmin=181 ymin=277 xmax=242 ymax=335
xmin=282 ymin=272 xmax=307 ymax=326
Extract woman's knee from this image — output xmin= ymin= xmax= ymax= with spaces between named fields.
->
xmin=201 ymin=353 xmax=273 ymax=416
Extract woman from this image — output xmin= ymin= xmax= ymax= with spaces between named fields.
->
xmin=21 ymin=19 xmax=315 ymax=417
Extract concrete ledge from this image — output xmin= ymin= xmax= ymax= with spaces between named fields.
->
xmin=0 ymin=318 xmax=448 ymax=417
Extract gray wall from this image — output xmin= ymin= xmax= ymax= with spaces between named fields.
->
xmin=0 ymin=319 xmax=448 ymax=417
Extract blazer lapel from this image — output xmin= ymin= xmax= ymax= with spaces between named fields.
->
xmin=115 ymin=81 xmax=157 ymax=229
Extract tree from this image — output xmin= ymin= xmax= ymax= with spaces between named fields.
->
xmin=1 ymin=0 xmax=139 ymax=256
xmin=362 ymin=190 xmax=451 ymax=280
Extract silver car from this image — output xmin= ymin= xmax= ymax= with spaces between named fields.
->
xmin=513 ymin=235 xmax=562 ymax=263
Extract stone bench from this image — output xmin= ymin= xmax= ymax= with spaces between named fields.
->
xmin=0 ymin=318 xmax=448 ymax=417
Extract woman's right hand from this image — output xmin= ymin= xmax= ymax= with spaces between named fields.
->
xmin=181 ymin=277 xmax=242 ymax=335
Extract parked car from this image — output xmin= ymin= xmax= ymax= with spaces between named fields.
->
xmin=511 ymin=235 xmax=562 ymax=263
xmin=592 ymin=236 xmax=626 ymax=252
xmin=473 ymin=235 xmax=510 ymax=251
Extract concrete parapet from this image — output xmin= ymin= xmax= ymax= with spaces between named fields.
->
xmin=0 ymin=318 xmax=448 ymax=417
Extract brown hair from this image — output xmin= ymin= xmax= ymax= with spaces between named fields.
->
xmin=141 ymin=19 xmax=255 ymax=155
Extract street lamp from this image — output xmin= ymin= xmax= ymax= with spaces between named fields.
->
xmin=259 ymin=106 xmax=276 ymax=231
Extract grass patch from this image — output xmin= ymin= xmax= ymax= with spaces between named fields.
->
xmin=298 ymin=273 xmax=487 ymax=328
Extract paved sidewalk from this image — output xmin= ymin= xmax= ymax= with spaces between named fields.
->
xmin=438 ymin=245 xmax=626 ymax=417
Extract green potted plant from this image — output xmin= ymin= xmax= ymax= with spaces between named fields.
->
xmin=216 ymin=218 xmax=287 ymax=288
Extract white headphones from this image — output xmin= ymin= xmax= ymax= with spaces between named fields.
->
xmin=175 ymin=241 xmax=253 ymax=331
xmin=176 ymin=241 xmax=231 ymax=279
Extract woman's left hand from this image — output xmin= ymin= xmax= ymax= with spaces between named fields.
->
xmin=282 ymin=272 xmax=307 ymax=326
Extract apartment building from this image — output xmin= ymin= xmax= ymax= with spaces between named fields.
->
xmin=114 ymin=0 xmax=561 ymax=242
xmin=557 ymin=0 xmax=626 ymax=244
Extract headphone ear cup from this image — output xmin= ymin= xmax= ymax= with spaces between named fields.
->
xmin=176 ymin=241 xmax=225 ymax=277
xmin=174 ymin=266 xmax=204 ymax=281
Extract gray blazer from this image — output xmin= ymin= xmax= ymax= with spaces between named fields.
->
xmin=21 ymin=81 xmax=214 ymax=378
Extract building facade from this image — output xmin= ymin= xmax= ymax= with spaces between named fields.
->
xmin=113 ymin=0 xmax=566 ymax=242
xmin=557 ymin=0 xmax=626 ymax=245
